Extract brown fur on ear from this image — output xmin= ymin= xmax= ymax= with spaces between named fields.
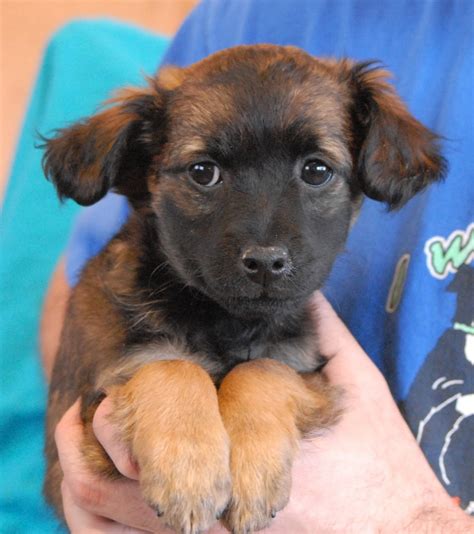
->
xmin=42 ymin=84 xmax=166 ymax=206
xmin=349 ymin=62 xmax=446 ymax=209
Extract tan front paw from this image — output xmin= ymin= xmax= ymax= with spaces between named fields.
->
xmin=108 ymin=360 xmax=232 ymax=534
xmin=224 ymin=436 xmax=294 ymax=534
xmin=140 ymin=441 xmax=231 ymax=534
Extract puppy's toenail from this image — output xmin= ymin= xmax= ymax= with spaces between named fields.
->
xmin=271 ymin=509 xmax=277 ymax=518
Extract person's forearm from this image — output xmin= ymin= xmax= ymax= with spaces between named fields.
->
xmin=402 ymin=505 xmax=473 ymax=534
xmin=40 ymin=258 xmax=70 ymax=382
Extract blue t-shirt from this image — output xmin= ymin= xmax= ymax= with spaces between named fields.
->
xmin=66 ymin=0 xmax=474 ymax=511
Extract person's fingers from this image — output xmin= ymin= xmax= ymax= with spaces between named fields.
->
xmin=310 ymin=293 xmax=429 ymax=451
xmin=61 ymin=481 xmax=149 ymax=534
xmin=55 ymin=401 xmax=169 ymax=533
xmin=40 ymin=257 xmax=69 ymax=383
xmin=93 ymin=397 xmax=139 ymax=480
xmin=310 ymin=292 xmax=360 ymax=357
xmin=310 ymin=292 xmax=386 ymax=387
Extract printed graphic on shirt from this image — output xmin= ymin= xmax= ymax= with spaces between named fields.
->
xmin=402 ymin=265 xmax=474 ymax=514
xmin=424 ymin=223 xmax=474 ymax=279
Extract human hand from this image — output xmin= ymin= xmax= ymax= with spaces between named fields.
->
xmin=56 ymin=399 xmax=173 ymax=533
xmin=268 ymin=293 xmax=471 ymax=533
xmin=55 ymin=293 xmax=471 ymax=533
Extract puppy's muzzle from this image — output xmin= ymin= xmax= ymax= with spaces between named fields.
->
xmin=241 ymin=245 xmax=292 ymax=286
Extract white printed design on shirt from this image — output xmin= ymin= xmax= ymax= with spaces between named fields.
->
xmin=415 ymin=326 xmax=474 ymax=514
xmin=403 ymin=264 xmax=473 ymax=514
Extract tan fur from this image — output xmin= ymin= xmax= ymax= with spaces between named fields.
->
xmin=218 ymin=359 xmax=341 ymax=533
xmin=157 ymin=66 xmax=187 ymax=90
xmin=108 ymin=361 xmax=231 ymax=533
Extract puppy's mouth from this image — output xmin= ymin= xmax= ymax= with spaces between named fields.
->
xmin=232 ymin=295 xmax=303 ymax=310
xmin=176 ymin=258 xmax=314 ymax=317
xmin=206 ymin=289 xmax=309 ymax=318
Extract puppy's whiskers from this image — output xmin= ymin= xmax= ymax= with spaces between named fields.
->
xmin=147 ymin=260 xmax=170 ymax=285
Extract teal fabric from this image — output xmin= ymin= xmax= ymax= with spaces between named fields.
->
xmin=0 ymin=20 xmax=169 ymax=532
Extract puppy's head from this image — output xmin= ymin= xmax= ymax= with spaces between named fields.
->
xmin=43 ymin=45 xmax=445 ymax=318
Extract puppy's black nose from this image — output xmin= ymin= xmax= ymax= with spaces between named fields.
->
xmin=241 ymin=246 xmax=291 ymax=284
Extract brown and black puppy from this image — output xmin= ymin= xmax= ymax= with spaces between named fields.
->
xmin=43 ymin=45 xmax=445 ymax=534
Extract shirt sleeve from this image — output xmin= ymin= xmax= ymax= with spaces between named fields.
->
xmin=159 ymin=0 xmax=211 ymax=67
xmin=65 ymin=193 xmax=130 ymax=286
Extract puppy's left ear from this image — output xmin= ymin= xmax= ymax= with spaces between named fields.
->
xmin=350 ymin=63 xmax=446 ymax=209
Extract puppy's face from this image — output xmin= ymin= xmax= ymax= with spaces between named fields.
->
xmin=43 ymin=45 xmax=445 ymax=318
xmin=154 ymin=48 xmax=356 ymax=317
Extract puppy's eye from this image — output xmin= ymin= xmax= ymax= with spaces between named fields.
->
xmin=301 ymin=160 xmax=333 ymax=187
xmin=188 ymin=162 xmax=222 ymax=187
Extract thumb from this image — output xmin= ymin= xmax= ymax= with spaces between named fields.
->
xmin=93 ymin=397 xmax=140 ymax=480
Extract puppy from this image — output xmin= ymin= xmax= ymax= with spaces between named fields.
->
xmin=43 ymin=45 xmax=445 ymax=534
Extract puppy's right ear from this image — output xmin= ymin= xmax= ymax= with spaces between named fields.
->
xmin=42 ymin=82 xmax=166 ymax=206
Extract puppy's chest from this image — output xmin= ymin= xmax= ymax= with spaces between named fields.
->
xmin=191 ymin=328 xmax=320 ymax=377
xmin=230 ymin=337 xmax=322 ymax=375
xmin=133 ymin=333 xmax=318 ymax=383
xmin=98 ymin=319 xmax=321 ymax=391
